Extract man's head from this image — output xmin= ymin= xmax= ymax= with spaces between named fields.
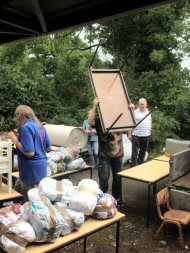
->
xmin=138 ymin=98 xmax=147 ymax=111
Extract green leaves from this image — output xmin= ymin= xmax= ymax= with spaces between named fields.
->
xmin=0 ymin=30 xmax=97 ymax=130
xmin=85 ymin=3 xmax=190 ymax=153
xmin=0 ymin=2 xmax=190 ymax=157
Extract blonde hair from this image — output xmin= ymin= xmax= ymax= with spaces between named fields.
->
xmin=15 ymin=105 xmax=42 ymax=132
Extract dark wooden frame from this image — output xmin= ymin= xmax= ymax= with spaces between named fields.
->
xmin=89 ymin=68 xmax=136 ymax=133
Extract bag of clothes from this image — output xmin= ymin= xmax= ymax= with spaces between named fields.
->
xmin=92 ymin=193 xmax=117 ymax=220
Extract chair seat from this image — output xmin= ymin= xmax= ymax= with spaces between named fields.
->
xmin=155 ymin=187 xmax=190 ymax=249
xmin=164 ymin=210 xmax=190 ymax=225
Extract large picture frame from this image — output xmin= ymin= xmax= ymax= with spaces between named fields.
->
xmin=89 ymin=68 xmax=136 ymax=133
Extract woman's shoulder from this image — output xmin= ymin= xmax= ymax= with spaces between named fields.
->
xmin=22 ymin=118 xmax=36 ymax=130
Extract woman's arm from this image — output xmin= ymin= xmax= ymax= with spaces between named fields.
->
xmin=8 ymin=131 xmax=34 ymax=158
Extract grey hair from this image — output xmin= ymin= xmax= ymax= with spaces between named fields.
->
xmin=139 ymin=98 xmax=147 ymax=103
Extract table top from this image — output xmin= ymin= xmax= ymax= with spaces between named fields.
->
xmin=0 ymin=183 xmax=22 ymax=201
xmin=23 ymin=212 xmax=125 ymax=253
xmin=12 ymin=165 xmax=91 ymax=179
xmin=118 ymin=160 xmax=169 ymax=183
xmin=153 ymin=155 xmax=170 ymax=162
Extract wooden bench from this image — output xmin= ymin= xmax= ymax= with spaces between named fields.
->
xmin=12 ymin=165 xmax=92 ymax=185
xmin=23 ymin=212 xmax=125 ymax=253
xmin=0 ymin=183 xmax=22 ymax=207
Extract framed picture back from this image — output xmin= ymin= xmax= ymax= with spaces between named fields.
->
xmin=89 ymin=68 xmax=136 ymax=133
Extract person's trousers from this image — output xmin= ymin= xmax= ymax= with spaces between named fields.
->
xmin=87 ymin=141 xmax=99 ymax=166
xmin=131 ymin=135 xmax=150 ymax=167
xmin=98 ymin=157 xmax=122 ymax=200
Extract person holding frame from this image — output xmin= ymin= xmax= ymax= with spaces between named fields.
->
xmin=88 ymin=97 xmax=134 ymax=204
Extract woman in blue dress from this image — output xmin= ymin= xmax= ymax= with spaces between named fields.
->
xmin=8 ymin=105 xmax=52 ymax=202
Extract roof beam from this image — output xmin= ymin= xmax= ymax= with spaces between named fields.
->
xmin=32 ymin=0 xmax=48 ymax=33
xmin=0 ymin=0 xmax=177 ymax=45
xmin=0 ymin=23 xmax=34 ymax=36
xmin=0 ymin=9 xmax=41 ymax=34
xmin=48 ymin=0 xmax=174 ymax=32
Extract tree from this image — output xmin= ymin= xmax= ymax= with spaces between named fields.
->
xmin=84 ymin=1 xmax=190 ymax=153
xmin=0 ymin=30 xmax=105 ymax=130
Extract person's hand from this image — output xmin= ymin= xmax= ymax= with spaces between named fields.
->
xmin=48 ymin=146 xmax=58 ymax=151
xmin=89 ymin=129 xmax=96 ymax=134
xmin=8 ymin=131 xmax=18 ymax=143
xmin=128 ymin=102 xmax=135 ymax=109
xmin=93 ymin=97 xmax=99 ymax=107
xmin=128 ymin=132 xmax=132 ymax=141
xmin=86 ymin=129 xmax=96 ymax=135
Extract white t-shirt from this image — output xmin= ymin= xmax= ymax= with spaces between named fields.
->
xmin=132 ymin=108 xmax=152 ymax=137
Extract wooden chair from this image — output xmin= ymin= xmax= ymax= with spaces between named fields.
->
xmin=154 ymin=187 xmax=190 ymax=249
xmin=0 ymin=140 xmax=13 ymax=193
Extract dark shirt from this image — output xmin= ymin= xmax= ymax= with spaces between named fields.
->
xmin=94 ymin=118 xmax=123 ymax=158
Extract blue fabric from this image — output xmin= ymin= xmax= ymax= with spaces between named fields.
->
xmin=83 ymin=119 xmax=98 ymax=142
xmin=17 ymin=118 xmax=52 ymax=184
xmin=87 ymin=141 xmax=99 ymax=166
xmin=83 ymin=119 xmax=99 ymax=166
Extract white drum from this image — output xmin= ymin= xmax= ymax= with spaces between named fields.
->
xmin=44 ymin=124 xmax=87 ymax=149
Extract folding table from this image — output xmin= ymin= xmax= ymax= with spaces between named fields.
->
xmin=118 ymin=160 xmax=169 ymax=226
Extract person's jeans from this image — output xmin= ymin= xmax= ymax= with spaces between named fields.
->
xmin=87 ymin=141 xmax=99 ymax=166
xmin=131 ymin=135 xmax=150 ymax=167
xmin=98 ymin=157 xmax=122 ymax=200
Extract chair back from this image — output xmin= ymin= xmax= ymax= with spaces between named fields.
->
xmin=0 ymin=140 xmax=12 ymax=172
xmin=156 ymin=187 xmax=170 ymax=220
xmin=155 ymin=187 xmax=190 ymax=249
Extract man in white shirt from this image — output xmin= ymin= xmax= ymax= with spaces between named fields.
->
xmin=128 ymin=98 xmax=152 ymax=167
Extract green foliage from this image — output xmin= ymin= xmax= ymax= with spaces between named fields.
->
xmin=150 ymin=49 xmax=168 ymax=65
xmin=0 ymin=2 xmax=190 ymax=157
xmin=0 ymin=30 xmax=98 ymax=131
xmin=150 ymin=111 xmax=180 ymax=153
xmin=83 ymin=2 xmax=190 ymax=153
